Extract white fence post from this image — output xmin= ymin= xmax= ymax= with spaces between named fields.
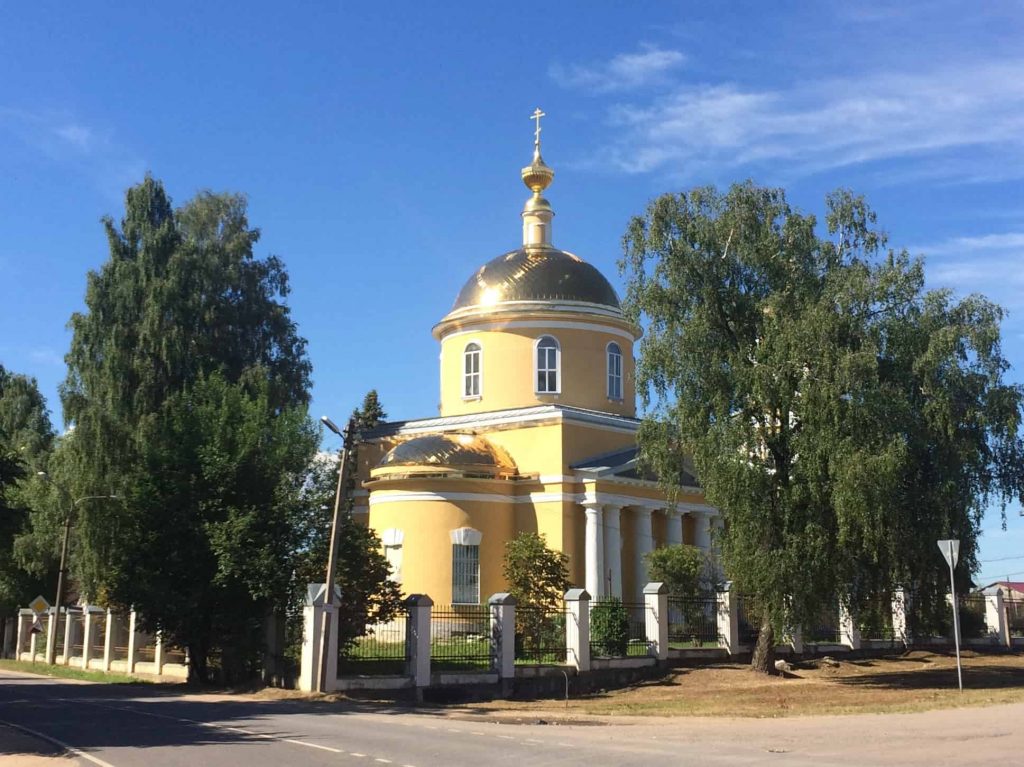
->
xmin=489 ymin=593 xmax=516 ymax=682
xmin=892 ymin=587 xmax=910 ymax=647
xmin=643 ymin=582 xmax=668 ymax=660
xmin=81 ymin=606 xmax=94 ymax=670
xmin=154 ymin=633 xmax=165 ymax=676
xmin=565 ymin=588 xmax=590 ymax=672
xmin=127 ymin=609 xmax=140 ymax=673
xmin=16 ymin=611 xmax=29 ymax=659
xmin=839 ymin=601 xmax=862 ymax=650
xmin=62 ymin=608 xmax=75 ymax=665
xmin=103 ymin=609 xmax=115 ymax=671
xmin=406 ymin=594 xmax=433 ymax=690
xmin=986 ymin=590 xmax=1010 ymax=647
xmin=789 ymin=625 xmax=804 ymax=655
xmin=717 ymin=582 xmax=739 ymax=654
xmin=45 ymin=610 xmax=59 ymax=665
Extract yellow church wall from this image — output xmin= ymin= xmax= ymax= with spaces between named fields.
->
xmin=560 ymin=423 xmax=637 ymax=470
xmin=437 ymin=324 xmax=636 ymax=418
xmin=484 ymin=424 xmax=563 ymax=476
xmin=367 ymin=484 xmax=514 ymax=604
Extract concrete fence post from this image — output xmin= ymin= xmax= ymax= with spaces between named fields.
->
xmin=986 ymin=590 xmax=1010 ymax=648
xmin=298 ymin=583 xmax=341 ymax=692
xmin=16 ymin=611 xmax=28 ymax=659
xmin=154 ymin=633 xmax=165 ymax=676
xmin=405 ymin=594 xmax=433 ymax=690
xmin=717 ymin=582 xmax=739 ymax=654
xmin=789 ymin=625 xmax=804 ymax=655
xmin=564 ymin=588 xmax=590 ymax=672
xmin=489 ymin=593 xmax=517 ymax=686
xmin=102 ymin=609 xmax=115 ymax=671
xmin=81 ymin=606 xmax=95 ymax=670
xmin=45 ymin=610 xmax=59 ymax=665
xmin=839 ymin=601 xmax=862 ymax=650
xmin=2 ymin=617 xmax=14 ymax=659
xmin=127 ymin=609 xmax=140 ymax=673
xmin=892 ymin=587 xmax=910 ymax=647
xmin=643 ymin=582 xmax=668 ymax=660
xmin=62 ymin=609 xmax=75 ymax=666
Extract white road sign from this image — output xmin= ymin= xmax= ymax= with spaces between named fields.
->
xmin=28 ymin=595 xmax=49 ymax=615
xmin=937 ymin=539 xmax=960 ymax=570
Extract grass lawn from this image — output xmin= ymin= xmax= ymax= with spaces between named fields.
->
xmin=463 ymin=650 xmax=1024 ymax=718
xmin=0 ymin=658 xmax=154 ymax=685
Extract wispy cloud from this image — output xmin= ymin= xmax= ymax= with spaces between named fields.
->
xmin=0 ymin=108 xmax=144 ymax=200
xmin=550 ymin=45 xmax=685 ymax=93
xmin=28 ymin=348 xmax=64 ymax=368
xmin=557 ymin=55 xmax=1024 ymax=183
xmin=912 ymin=231 xmax=1024 ymax=311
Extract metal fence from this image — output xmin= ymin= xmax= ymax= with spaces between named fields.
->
xmin=737 ymin=594 xmax=760 ymax=645
xmin=590 ymin=599 xmax=649 ymax=658
xmin=430 ymin=604 xmax=493 ymax=671
xmin=667 ymin=594 xmax=721 ymax=648
xmin=857 ymin=598 xmax=896 ymax=641
xmin=339 ymin=613 xmax=409 ymax=676
xmin=1006 ymin=599 xmax=1024 ymax=637
xmin=958 ymin=594 xmax=988 ymax=639
xmin=805 ymin=603 xmax=841 ymax=644
xmin=514 ymin=604 xmax=566 ymax=665
xmin=906 ymin=590 xmax=952 ymax=639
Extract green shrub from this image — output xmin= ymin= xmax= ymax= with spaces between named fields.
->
xmin=590 ymin=598 xmax=629 ymax=656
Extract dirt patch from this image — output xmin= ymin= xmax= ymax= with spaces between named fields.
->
xmin=457 ymin=650 xmax=1024 ymax=719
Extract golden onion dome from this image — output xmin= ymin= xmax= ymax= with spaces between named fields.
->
xmin=450 ymin=247 xmax=620 ymax=312
xmin=376 ymin=433 xmax=516 ymax=476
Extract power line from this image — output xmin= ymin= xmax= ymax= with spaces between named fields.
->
xmin=979 ymin=554 xmax=1024 ymax=564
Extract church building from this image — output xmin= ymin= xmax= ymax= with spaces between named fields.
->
xmin=353 ymin=113 xmax=718 ymax=604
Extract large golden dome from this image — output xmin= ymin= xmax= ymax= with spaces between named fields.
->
xmin=451 ymin=247 xmax=620 ymax=312
xmin=377 ymin=433 xmax=516 ymax=474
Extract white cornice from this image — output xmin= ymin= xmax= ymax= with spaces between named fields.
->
xmin=439 ymin=319 xmax=638 ymax=344
xmin=367 ymin=488 xmax=716 ymax=514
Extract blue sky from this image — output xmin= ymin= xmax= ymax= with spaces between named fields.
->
xmin=2 ymin=1 xmax=1023 ymax=575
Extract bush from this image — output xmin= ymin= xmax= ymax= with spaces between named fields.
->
xmin=590 ymin=598 xmax=630 ymax=656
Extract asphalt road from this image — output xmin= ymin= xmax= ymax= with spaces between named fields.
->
xmin=1 ymin=670 xmax=1022 ymax=766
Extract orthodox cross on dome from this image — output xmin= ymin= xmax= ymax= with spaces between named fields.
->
xmin=531 ymin=107 xmax=545 ymax=148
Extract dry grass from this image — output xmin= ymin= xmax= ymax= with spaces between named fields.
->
xmin=465 ymin=650 xmax=1024 ymax=719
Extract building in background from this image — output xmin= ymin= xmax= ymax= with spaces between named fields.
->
xmin=352 ymin=114 xmax=718 ymax=604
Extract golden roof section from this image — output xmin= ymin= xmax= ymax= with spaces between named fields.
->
xmin=374 ymin=433 xmax=517 ymax=478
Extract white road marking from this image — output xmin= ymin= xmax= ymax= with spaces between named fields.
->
xmin=283 ymin=738 xmax=344 ymax=753
xmin=351 ymin=752 xmax=367 ymax=757
xmin=0 ymin=718 xmax=117 ymax=767
xmin=375 ymin=759 xmax=392 ymax=764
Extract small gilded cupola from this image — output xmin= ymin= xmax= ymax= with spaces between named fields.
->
xmin=521 ymin=107 xmax=555 ymax=248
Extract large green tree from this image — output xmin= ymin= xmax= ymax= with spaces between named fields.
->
xmin=621 ymin=183 xmax=1024 ymax=672
xmin=0 ymin=366 xmax=56 ymax=616
xmin=57 ymin=177 xmax=315 ymax=681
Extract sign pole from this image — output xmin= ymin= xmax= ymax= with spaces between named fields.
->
xmin=938 ymin=539 xmax=963 ymax=693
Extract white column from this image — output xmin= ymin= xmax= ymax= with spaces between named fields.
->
xmin=666 ymin=510 xmax=684 ymax=546
xmin=986 ymin=590 xmax=1010 ymax=647
xmin=892 ymin=587 xmax=910 ymax=647
xmin=45 ymin=610 xmax=58 ymax=665
xmin=102 ymin=609 xmax=115 ymax=671
xmin=603 ymin=505 xmax=623 ymax=599
xmin=633 ymin=507 xmax=654 ymax=601
xmin=406 ymin=594 xmax=433 ymax=689
xmin=127 ymin=609 xmax=140 ymax=673
xmin=81 ymin=608 xmax=94 ymax=670
xmin=643 ymin=582 xmax=668 ymax=660
xmin=62 ymin=609 xmax=74 ymax=666
xmin=717 ymin=582 xmax=739 ymax=654
xmin=691 ymin=510 xmax=712 ymax=551
xmin=839 ymin=601 xmax=862 ymax=650
xmin=583 ymin=502 xmax=605 ymax=599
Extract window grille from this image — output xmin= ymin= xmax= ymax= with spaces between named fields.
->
xmin=536 ymin=336 xmax=559 ymax=393
xmin=464 ymin=342 xmax=481 ymax=398
xmin=451 ymin=544 xmax=480 ymax=604
xmin=607 ymin=342 xmax=622 ymax=399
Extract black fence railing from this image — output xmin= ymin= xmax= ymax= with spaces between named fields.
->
xmin=958 ymin=594 xmax=988 ymax=639
xmin=857 ymin=598 xmax=896 ymax=641
xmin=590 ymin=599 xmax=649 ymax=658
xmin=515 ymin=605 xmax=566 ymax=665
xmin=339 ymin=613 xmax=409 ymax=676
xmin=667 ymin=595 xmax=721 ymax=648
xmin=906 ymin=590 xmax=952 ymax=639
xmin=737 ymin=594 xmax=760 ymax=645
xmin=430 ymin=604 xmax=493 ymax=671
xmin=805 ymin=603 xmax=842 ymax=644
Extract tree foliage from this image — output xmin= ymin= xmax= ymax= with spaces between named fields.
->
xmin=644 ymin=544 xmax=709 ymax=598
xmin=621 ymin=182 xmax=1024 ymax=671
xmin=54 ymin=177 xmax=315 ymax=681
xmin=503 ymin=532 xmax=570 ymax=613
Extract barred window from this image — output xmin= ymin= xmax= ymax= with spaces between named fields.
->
xmin=464 ymin=342 xmax=481 ymax=398
xmin=607 ymin=342 xmax=622 ymax=399
xmin=451 ymin=544 xmax=480 ymax=604
xmin=384 ymin=544 xmax=403 ymax=583
xmin=535 ymin=335 xmax=560 ymax=393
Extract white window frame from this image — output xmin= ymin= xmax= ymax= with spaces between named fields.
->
xmin=463 ymin=341 xmax=482 ymax=400
xmin=450 ymin=528 xmax=481 ymax=605
xmin=382 ymin=528 xmax=404 ymax=584
xmin=534 ymin=335 xmax=561 ymax=394
xmin=607 ymin=341 xmax=623 ymax=400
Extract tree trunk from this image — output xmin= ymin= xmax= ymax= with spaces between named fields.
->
xmin=750 ymin=611 xmax=777 ymax=674
xmin=187 ymin=641 xmax=208 ymax=685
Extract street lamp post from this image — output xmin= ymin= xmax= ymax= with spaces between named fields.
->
xmin=37 ymin=472 xmax=117 ymax=665
xmin=317 ymin=415 xmax=356 ymax=692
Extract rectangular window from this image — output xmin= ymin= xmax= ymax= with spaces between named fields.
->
xmin=451 ymin=544 xmax=480 ymax=604
xmin=608 ymin=351 xmax=622 ymax=399
xmin=536 ymin=345 xmax=558 ymax=393
xmin=464 ymin=346 xmax=481 ymax=398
